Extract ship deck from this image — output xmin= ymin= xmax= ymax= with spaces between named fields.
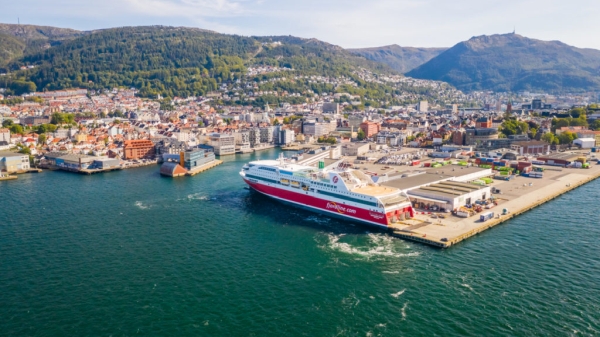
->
xmin=351 ymin=185 xmax=398 ymax=197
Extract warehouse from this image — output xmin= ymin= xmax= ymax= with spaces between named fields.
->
xmin=536 ymin=153 xmax=582 ymax=166
xmin=407 ymin=181 xmax=491 ymax=211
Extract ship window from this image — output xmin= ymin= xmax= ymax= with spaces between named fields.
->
xmin=317 ymin=190 xmax=378 ymax=207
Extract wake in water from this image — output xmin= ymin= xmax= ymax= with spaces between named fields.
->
xmin=186 ymin=193 xmax=209 ymax=201
xmin=322 ymin=233 xmax=420 ymax=259
xmin=391 ymin=289 xmax=406 ymax=298
xmin=134 ymin=201 xmax=150 ymax=210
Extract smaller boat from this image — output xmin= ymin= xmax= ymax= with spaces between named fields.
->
xmin=280 ymin=178 xmax=290 ymax=185
xmin=290 ymin=180 xmax=301 ymax=188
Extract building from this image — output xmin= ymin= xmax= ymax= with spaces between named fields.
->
xmin=407 ymin=181 xmax=491 ymax=211
xmin=259 ymin=126 xmax=275 ymax=144
xmin=55 ymin=154 xmax=96 ymax=170
xmin=573 ymin=138 xmax=595 ymax=149
xmin=359 ymin=121 xmax=380 ymax=138
xmin=417 ymin=101 xmax=428 ymax=112
xmin=182 ymin=148 xmax=215 ymax=170
xmin=577 ymin=130 xmax=600 ymax=146
xmin=0 ymin=153 xmax=30 ymax=173
xmin=32 ymin=89 xmax=87 ymax=100
xmin=322 ymin=102 xmax=339 ymax=114
xmin=452 ymin=130 xmax=465 ymax=145
xmin=536 ymin=153 xmax=582 ymax=166
xmin=341 ymin=143 xmax=370 ymax=156
xmin=91 ymin=158 xmax=121 ymax=169
xmin=123 ymin=140 xmax=156 ymax=160
xmin=0 ymin=128 xmax=10 ymax=143
xmin=510 ymin=140 xmax=550 ymax=155
xmin=475 ymin=117 xmax=492 ymax=128
xmin=278 ymin=129 xmax=295 ymax=145
xmin=347 ymin=115 xmax=365 ymax=129
xmin=464 ymin=128 xmax=499 ymax=147
xmin=20 ymin=116 xmax=51 ymax=126
xmin=160 ymin=162 xmax=187 ymax=177
xmin=209 ymin=133 xmax=235 ymax=156
xmin=303 ymin=122 xmax=330 ymax=137
xmin=377 ymin=130 xmax=409 ymax=147
xmin=155 ymin=139 xmax=187 ymax=156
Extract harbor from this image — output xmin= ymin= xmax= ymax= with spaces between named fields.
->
xmin=386 ymin=163 xmax=600 ymax=247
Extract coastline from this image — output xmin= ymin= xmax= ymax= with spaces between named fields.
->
xmin=389 ymin=165 xmax=600 ymax=248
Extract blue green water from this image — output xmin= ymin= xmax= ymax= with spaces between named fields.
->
xmin=1 ymin=149 xmax=599 ymax=336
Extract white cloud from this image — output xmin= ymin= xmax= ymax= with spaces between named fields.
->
xmin=1 ymin=0 xmax=599 ymax=49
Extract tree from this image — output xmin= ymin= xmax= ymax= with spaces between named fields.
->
xmin=38 ymin=134 xmax=47 ymax=145
xmin=357 ymin=128 xmax=366 ymax=141
xmin=541 ymin=132 xmax=556 ymax=144
xmin=9 ymin=124 xmax=23 ymax=135
xmin=9 ymin=80 xmax=36 ymax=95
xmin=530 ymin=128 xmax=538 ymax=140
xmin=18 ymin=146 xmax=31 ymax=155
xmin=557 ymin=131 xmax=576 ymax=145
xmin=2 ymin=119 xmax=13 ymax=128
xmin=591 ymin=119 xmax=600 ymax=131
xmin=272 ymin=119 xmax=280 ymax=126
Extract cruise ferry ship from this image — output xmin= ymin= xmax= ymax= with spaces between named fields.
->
xmin=240 ymin=156 xmax=414 ymax=228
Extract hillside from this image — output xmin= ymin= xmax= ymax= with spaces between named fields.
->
xmin=0 ymin=24 xmax=85 ymax=65
xmin=406 ymin=33 xmax=600 ymax=92
xmin=348 ymin=45 xmax=446 ymax=73
xmin=5 ymin=25 xmax=396 ymax=98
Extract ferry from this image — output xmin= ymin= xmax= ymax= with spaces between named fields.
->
xmin=240 ymin=155 xmax=414 ymax=228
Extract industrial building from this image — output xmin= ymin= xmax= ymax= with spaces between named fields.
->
xmin=407 ymin=181 xmax=491 ymax=211
xmin=0 ymin=152 xmax=30 ymax=173
xmin=536 ymin=153 xmax=583 ymax=166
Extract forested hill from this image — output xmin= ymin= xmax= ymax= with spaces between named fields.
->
xmin=348 ymin=45 xmax=447 ymax=73
xmin=406 ymin=33 xmax=600 ymax=92
xmin=0 ymin=24 xmax=85 ymax=65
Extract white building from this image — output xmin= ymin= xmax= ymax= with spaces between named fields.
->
xmin=209 ymin=133 xmax=236 ymax=156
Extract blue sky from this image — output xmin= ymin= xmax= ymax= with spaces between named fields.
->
xmin=2 ymin=0 xmax=599 ymax=49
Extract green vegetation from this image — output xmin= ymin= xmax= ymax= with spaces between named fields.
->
xmin=500 ymin=120 xmax=529 ymax=136
xmin=51 ymin=112 xmax=75 ymax=125
xmin=1 ymin=26 xmax=402 ymax=101
xmin=357 ymin=128 xmax=366 ymax=140
xmin=8 ymin=124 xmax=23 ymax=135
xmin=407 ymin=33 xmax=600 ymax=92
xmin=317 ymin=136 xmax=337 ymax=144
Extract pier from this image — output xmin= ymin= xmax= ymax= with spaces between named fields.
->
xmin=388 ymin=164 xmax=600 ymax=248
xmin=185 ymin=160 xmax=223 ymax=176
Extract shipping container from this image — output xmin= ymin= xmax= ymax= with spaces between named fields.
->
xmin=480 ymin=212 xmax=494 ymax=222
xmin=411 ymin=160 xmax=420 ymax=166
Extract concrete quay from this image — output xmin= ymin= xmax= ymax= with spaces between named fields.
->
xmin=185 ymin=160 xmax=223 ymax=176
xmin=388 ymin=164 xmax=600 ymax=248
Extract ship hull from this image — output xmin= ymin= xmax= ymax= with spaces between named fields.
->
xmin=243 ymin=178 xmax=390 ymax=228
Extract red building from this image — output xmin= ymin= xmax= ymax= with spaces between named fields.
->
xmin=123 ymin=140 xmax=156 ymax=159
xmin=475 ymin=117 xmax=492 ymax=128
xmin=359 ymin=121 xmax=380 ymax=138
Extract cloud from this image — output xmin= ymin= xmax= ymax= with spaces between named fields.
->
xmin=1 ymin=0 xmax=599 ymax=49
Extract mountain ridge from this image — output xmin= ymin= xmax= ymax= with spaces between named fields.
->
xmin=348 ymin=44 xmax=447 ymax=73
xmin=406 ymin=33 xmax=600 ymax=92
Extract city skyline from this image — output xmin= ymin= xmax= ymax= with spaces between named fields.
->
xmin=1 ymin=0 xmax=600 ymax=50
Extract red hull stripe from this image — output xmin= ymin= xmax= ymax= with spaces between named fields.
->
xmin=244 ymin=178 xmax=390 ymax=227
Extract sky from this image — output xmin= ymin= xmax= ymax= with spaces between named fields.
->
xmin=1 ymin=0 xmax=600 ymax=49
